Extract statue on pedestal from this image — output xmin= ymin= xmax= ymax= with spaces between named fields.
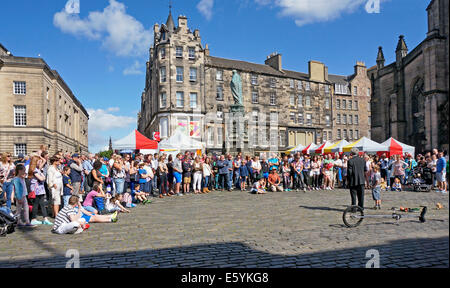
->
xmin=230 ymin=70 xmax=243 ymax=106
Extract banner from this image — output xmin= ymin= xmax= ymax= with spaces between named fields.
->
xmin=189 ymin=121 xmax=200 ymax=137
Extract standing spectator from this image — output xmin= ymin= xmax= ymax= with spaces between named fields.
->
xmin=192 ymin=157 xmax=203 ymax=194
xmin=227 ymin=154 xmax=234 ymax=190
xmin=1 ymin=153 xmax=15 ymax=210
xmin=13 ymin=153 xmax=25 ymax=166
xmin=68 ymin=154 xmax=83 ymax=198
xmin=260 ymin=156 xmax=270 ymax=188
xmin=12 ymin=164 xmax=34 ymax=227
xmin=62 ymin=166 xmax=73 ymax=207
xmin=333 ymin=155 xmax=343 ymax=188
xmin=47 ymin=156 xmax=63 ymax=218
xmin=202 ymin=157 xmax=212 ymax=193
xmin=405 ymin=154 xmax=417 ymax=183
xmin=29 ymin=157 xmax=52 ymax=226
xmin=347 ymin=148 xmax=367 ymax=209
xmin=311 ymin=156 xmax=321 ymax=190
xmin=392 ymin=155 xmax=408 ymax=185
xmin=436 ymin=151 xmax=447 ymax=194
xmin=217 ymin=155 xmax=230 ymax=191
xmin=182 ymin=155 xmax=193 ymax=194
xmin=239 ymin=158 xmax=249 ymax=191
xmin=233 ymin=154 xmax=242 ymax=190
xmin=152 ymin=153 xmax=159 ymax=193
xmin=173 ymin=153 xmax=183 ymax=196
xmin=112 ymin=156 xmax=126 ymax=196
xmin=342 ymin=156 xmax=348 ymax=189
xmin=245 ymin=156 xmax=253 ymax=186
xmin=158 ymin=155 xmax=169 ymax=197
xmin=281 ymin=160 xmax=292 ymax=191
xmin=82 ymin=154 xmax=94 ymax=192
xmin=322 ymin=154 xmax=334 ymax=190
xmin=303 ymin=155 xmax=312 ymax=191
xmin=430 ymin=154 xmax=438 ymax=188
xmin=251 ymin=156 xmax=261 ymax=183
xmin=143 ymin=158 xmax=154 ymax=196
xmin=123 ymin=154 xmax=132 ymax=194
xmin=371 ymin=165 xmax=382 ymax=209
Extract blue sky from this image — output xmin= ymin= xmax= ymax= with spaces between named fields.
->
xmin=0 ymin=0 xmax=429 ymax=152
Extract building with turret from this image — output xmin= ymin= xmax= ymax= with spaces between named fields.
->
xmin=138 ymin=10 xmax=372 ymax=154
xmin=368 ymin=0 xmax=449 ymax=153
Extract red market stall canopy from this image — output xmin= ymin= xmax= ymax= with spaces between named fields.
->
xmin=112 ymin=130 xmax=158 ymax=150
xmin=342 ymin=137 xmax=387 ymax=153
xmin=314 ymin=141 xmax=334 ymax=154
xmin=379 ymin=137 xmax=415 ymax=157
xmin=302 ymin=143 xmax=319 ymax=155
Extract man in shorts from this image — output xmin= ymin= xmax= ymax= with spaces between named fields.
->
xmin=173 ymin=153 xmax=183 ymax=196
xmin=436 ymin=151 xmax=447 ymax=194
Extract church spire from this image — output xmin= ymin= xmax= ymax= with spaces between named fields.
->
xmin=396 ymin=35 xmax=408 ymax=57
xmin=376 ymin=46 xmax=385 ymax=69
xmin=166 ymin=0 xmax=175 ymax=32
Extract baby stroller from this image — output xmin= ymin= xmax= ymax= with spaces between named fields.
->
xmin=412 ymin=167 xmax=432 ymax=192
xmin=0 ymin=199 xmax=18 ymax=237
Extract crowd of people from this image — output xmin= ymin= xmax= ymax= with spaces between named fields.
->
xmin=0 ymin=144 xmax=448 ymax=234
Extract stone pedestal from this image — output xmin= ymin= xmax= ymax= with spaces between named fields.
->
xmin=226 ymin=105 xmax=248 ymax=154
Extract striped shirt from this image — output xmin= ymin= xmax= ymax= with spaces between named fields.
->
xmin=52 ymin=206 xmax=77 ymax=231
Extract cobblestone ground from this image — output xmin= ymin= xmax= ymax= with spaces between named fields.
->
xmin=0 ymin=188 xmax=448 ymax=268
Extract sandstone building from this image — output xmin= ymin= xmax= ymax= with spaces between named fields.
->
xmin=0 ymin=44 xmax=89 ymax=156
xmin=369 ymin=0 xmax=449 ymax=153
xmin=138 ymin=11 xmax=371 ymax=154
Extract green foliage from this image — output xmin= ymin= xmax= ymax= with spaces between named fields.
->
xmin=98 ymin=150 xmax=113 ymax=159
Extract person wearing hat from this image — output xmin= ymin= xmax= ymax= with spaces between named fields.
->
xmin=268 ymin=167 xmax=283 ymax=192
xmin=68 ymin=153 xmax=83 ymax=199
xmin=14 ymin=153 xmax=25 ymax=166
xmin=347 ymin=148 xmax=367 ymax=209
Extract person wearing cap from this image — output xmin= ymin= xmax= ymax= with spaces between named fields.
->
xmin=68 ymin=153 xmax=83 ymax=198
xmin=268 ymin=167 xmax=283 ymax=192
xmin=14 ymin=153 xmax=25 ymax=166
xmin=347 ymin=148 xmax=367 ymax=209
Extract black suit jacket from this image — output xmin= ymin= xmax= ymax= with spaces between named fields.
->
xmin=347 ymin=156 xmax=367 ymax=187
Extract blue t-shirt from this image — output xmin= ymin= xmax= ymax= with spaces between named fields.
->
xmin=62 ymin=175 xmax=72 ymax=196
xmin=268 ymin=158 xmax=279 ymax=171
xmin=239 ymin=165 xmax=249 ymax=177
xmin=437 ymin=157 xmax=446 ymax=173
xmin=99 ymin=164 xmax=108 ymax=179
xmin=138 ymin=169 xmax=147 ymax=184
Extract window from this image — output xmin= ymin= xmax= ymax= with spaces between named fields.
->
xmin=216 ymin=70 xmax=223 ymax=81
xmin=270 ymin=130 xmax=278 ymax=146
xmin=207 ymin=126 xmax=214 ymax=145
xmin=176 ymin=67 xmax=184 ymax=82
xmin=367 ymin=88 xmax=371 ymax=96
xmin=160 ymin=48 xmax=166 ymax=59
xmin=355 ymin=115 xmax=359 ymax=125
xmin=252 ymin=110 xmax=259 ymax=123
xmin=306 ymin=114 xmax=312 ymax=125
xmin=270 ymin=78 xmax=276 ymax=88
xmin=305 ymin=95 xmax=311 ymax=107
xmin=14 ymin=106 xmax=26 ymax=127
xmin=46 ymin=110 xmax=50 ymax=129
xmin=251 ymin=91 xmax=259 ymax=103
xmin=335 ymin=83 xmax=349 ymax=94
xmin=325 ymin=115 xmax=330 ymax=127
xmin=336 ymin=99 xmax=340 ymax=109
xmin=14 ymin=144 xmax=27 ymax=157
xmin=337 ymin=129 xmax=341 ymax=139
xmin=323 ymin=132 xmax=327 ymax=141
xmin=290 ymin=79 xmax=294 ymax=88
xmin=217 ymin=127 xmax=223 ymax=144
xmin=160 ymin=92 xmax=167 ymax=108
xmin=188 ymin=47 xmax=195 ymax=59
xmin=342 ymin=114 xmax=347 ymax=124
xmin=325 ymin=85 xmax=330 ymax=94
xmin=349 ymin=129 xmax=353 ymax=140
xmin=160 ymin=118 xmax=168 ymax=138
xmin=270 ymin=92 xmax=276 ymax=105
xmin=368 ymin=116 xmax=371 ymax=126
xmin=46 ymin=87 xmax=50 ymax=100
xmin=305 ymin=82 xmax=310 ymax=91
xmin=354 ymin=100 xmax=358 ymax=110
xmin=176 ymin=92 xmax=184 ymax=108
xmin=337 ymin=114 xmax=341 ymax=124
xmin=279 ymin=131 xmax=285 ymax=147
xmin=298 ymin=81 xmax=303 ymax=90
xmin=342 ymin=100 xmax=346 ymax=110
xmin=251 ymin=74 xmax=258 ymax=85
xmin=189 ymin=68 xmax=197 ymax=82
xmin=176 ymin=46 xmax=183 ymax=58
xmin=160 ymin=66 xmax=166 ymax=83
xmin=348 ymin=114 xmax=352 ymax=125
xmin=270 ymin=112 xmax=278 ymax=123
xmin=348 ymin=100 xmax=352 ymax=110
xmin=355 ymin=130 xmax=359 ymax=139
xmin=353 ymin=86 xmax=358 ymax=96
xmin=325 ymin=98 xmax=330 ymax=109
xmin=298 ymin=113 xmax=304 ymax=124
xmin=290 ymin=113 xmax=296 ymax=123
xmin=161 ymin=31 xmax=166 ymax=41
xmin=190 ymin=93 xmax=197 ymax=108
xmin=298 ymin=94 xmax=303 ymax=107
xmin=216 ymin=86 xmax=224 ymax=100
xmin=290 ymin=94 xmax=295 ymax=106
xmin=217 ymin=105 xmax=223 ymax=119
xmin=343 ymin=129 xmax=348 ymax=139
xmin=13 ymin=81 xmax=26 ymax=95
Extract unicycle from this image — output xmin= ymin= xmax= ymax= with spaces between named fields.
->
xmin=342 ymin=205 xmax=427 ymax=228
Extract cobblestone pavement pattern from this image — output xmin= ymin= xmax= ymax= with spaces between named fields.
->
xmin=0 ymin=188 xmax=448 ymax=268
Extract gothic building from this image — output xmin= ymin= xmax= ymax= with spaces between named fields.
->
xmin=369 ymin=0 xmax=449 ymax=153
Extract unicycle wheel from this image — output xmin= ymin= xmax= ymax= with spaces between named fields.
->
xmin=343 ymin=205 xmax=364 ymax=228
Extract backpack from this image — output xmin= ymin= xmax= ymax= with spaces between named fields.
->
xmin=0 ymin=207 xmax=17 ymax=237
xmin=87 ymin=171 xmax=95 ymax=188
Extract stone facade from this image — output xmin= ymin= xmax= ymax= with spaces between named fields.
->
xmin=368 ymin=0 xmax=449 ymax=153
xmin=0 ymin=44 xmax=89 ymax=156
xmin=138 ymin=12 xmax=371 ymax=154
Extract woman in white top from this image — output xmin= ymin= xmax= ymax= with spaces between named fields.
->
xmin=202 ymin=157 xmax=212 ymax=193
xmin=251 ymin=156 xmax=262 ymax=182
xmin=0 ymin=152 xmax=15 ymax=209
xmin=192 ymin=157 xmax=203 ymax=194
xmin=47 ymin=156 xmax=63 ymax=218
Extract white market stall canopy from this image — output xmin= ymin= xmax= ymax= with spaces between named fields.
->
xmin=112 ymin=130 xmax=158 ymax=150
xmin=379 ymin=137 xmax=415 ymax=157
xmin=343 ymin=137 xmax=387 ymax=153
xmin=159 ymin=129 xmax=205 ymax=151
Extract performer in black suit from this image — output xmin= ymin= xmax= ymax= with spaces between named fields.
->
xmin=347 ymin=148 xmax=367 ymax=209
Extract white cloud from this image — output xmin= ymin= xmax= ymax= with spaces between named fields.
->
xmin=256 ymin=0 xmax=367 ymax=26
xmin=197 ymin=0 xmax=214 ymax=20
xmin=54 ymin=0 xmax=153 ymax=57
xmin=87 ymin=108 xmax=136 ymax=132
xmin=107 ymin=107 xmax=120 ymax=112
xmin=123 ymin=61 xmax=144 ymax=75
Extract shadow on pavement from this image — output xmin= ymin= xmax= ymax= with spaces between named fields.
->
xmin=299 ymin=205 xmax=345 ymax=212
xmin=0 ymin=236 xmax=447 ymax=268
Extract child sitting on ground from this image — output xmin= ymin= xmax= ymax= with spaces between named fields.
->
xmin=251 ymin=178 xmax=267 ymax=194
xmin=105 ymin=194 xmax=130 ymax=213
xmin=391 ymin=177 xmax=402 ymax=192
xmin=133 ymin=183 xmax=151 ymax=204
xmin=380 ymin=178 xmax=387 ymax=191
xmin=122 ymin=190 xmax=136 ymax=208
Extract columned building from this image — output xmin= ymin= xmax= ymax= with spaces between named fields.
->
xmin=0 ymin=44 xmax=89 ymax=156
xmin=369 ymin=0 xmax=449 ymax=153
xmin=138 ymin=11 xmax=372 ymax=154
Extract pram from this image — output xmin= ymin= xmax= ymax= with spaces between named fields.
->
xmin=0 ymin=199 xmax=18 ymax=237
xmin=412 ymin=167 xmax=432 ymax=192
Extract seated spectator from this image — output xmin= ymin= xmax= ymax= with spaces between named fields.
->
xmin=105 ymin=194 xmax=130 ymax=213
xmin=133 ymin=183 xmax=151 ymax=204
xmin=391 ymin=177 xmax=402 ymax=192
xmin=82 ymin=184 xmax=106 ymax=214
xmin=268 ymin=168 xmax=283 ymax=192
xmin=52 ymin=195 xmax=87 ymax=234
xmin=251 ymin=178 xmax=266 ymax=194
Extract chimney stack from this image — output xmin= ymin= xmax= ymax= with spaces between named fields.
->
xmin=265 ymin=52 xmax=282 ymax=71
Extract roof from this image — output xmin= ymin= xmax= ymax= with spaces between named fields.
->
xmin=0 ymin=43 xmax=11 ymax=55
xmin=0 ymin=54 xmax=89 ymax=117
xmin=327 ymin=74 xmax=349 ymax=84
xmin=206 ymin=56 xmax=310 ymax=80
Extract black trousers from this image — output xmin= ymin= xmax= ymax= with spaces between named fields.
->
xmin=350 ymin=185 xmax=365 ymax=209
xmin=31 ymin=194 xmax=47 ymax=219
xmin=218 ymin=174 xmax=229 ymax=190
